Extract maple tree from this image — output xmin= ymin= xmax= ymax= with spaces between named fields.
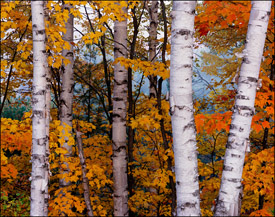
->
xmin=1 ymin=1 xmax=274 ymax=216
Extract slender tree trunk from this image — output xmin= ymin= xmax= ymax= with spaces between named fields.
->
xmin=148 ymin=0 xmax=159 ymax=98
xmin=59 ymin=3 xmax=74 ymax=188
xmin=170 ymin=1 xmax=201 ymax=216
xmin=160 ymin=1 xmax=177 ymax=215
xmin=258 ymin=55 xmax=275 ymax=210
xmin=0 ymin=15 xmax=31 ymax=116
xmin=112 ymin=2 xmax=129 ymax=216
xmin=159 ymin=2 xmax=176 ymax=215
xmin=146 ymin=0 xmax=159 ymax=199
xmin=30 ymin=1 xmax=48 ymax=216
xmin=76 ymin=131 xmax=94 ymax=217
xmin=214 ymin=2 xmax=272 ymax=216
xmin=127 ymin=6 xmax=140 ymax=215
xmin=43 ymin=1 xmax=51 ymax=215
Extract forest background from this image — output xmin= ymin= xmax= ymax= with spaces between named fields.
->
xmin=0 ymin=1 xmax=274 ymax=216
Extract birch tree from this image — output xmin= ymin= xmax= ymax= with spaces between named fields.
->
xmin=214 ymin=1 xmax=272 ymax=216
xmin=30 ymin=1 xmax=48 ymax=216
xmin=59 ymin=3 xmax=74 ymax=188
xmin=169 ymin=1 xmax=201 ymax=216
xmin=112 ymin=2 xmax=129 ymax=216
xmin=147 ymin=0 xmax=159 ymax=98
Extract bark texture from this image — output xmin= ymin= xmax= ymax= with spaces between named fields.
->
xmin=112 ymin=2 xmax=129 ymax=216
xmin=59 ymin=3 xmax=74 ymax=188
xmin=170 ymin=1 xmax=201 ymax=216
xmin=30 ymin=1 xmax=48 ymax=216
xmin=148 ymin=0 xmax=159 ymax=98
xmin=214 ymin=1 xmax=272 ymax=216
xmin=76 ymin=131 xmax=94 ymax=217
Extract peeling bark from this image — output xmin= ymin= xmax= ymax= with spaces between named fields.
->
xmin=30 ymin=1 xmax=48 ymax=216
xmin=214 ymin=1 xmax=272 ymax=216
xmin=112 ymin=2 xmax=129 ymax=216
xmin=170 ymin=1 xmax=201 ymax=216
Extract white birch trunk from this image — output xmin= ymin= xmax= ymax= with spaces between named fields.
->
xmin=59 ymin=3 xmax=74 ymax=188
xmin=112 ymin=2 xmax=129 ymax=216
xmin=148 ymin=0 xmax=159 ymax=98
xmin=170 ymin=1 xmax=201 ymax=216
xmin=214 ymin=2 xmax=272 ymax=216
xmin=30 ymin=1 xmax=48 ymax=216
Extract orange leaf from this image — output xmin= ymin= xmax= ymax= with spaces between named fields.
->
xmin=262 ymin=121 xmax=270 ymax=129
xmin=220 ymin=21 xmax=228 ymax=28
xmin=216 ymin=121 xmax=224 ymax=131
xmin=253 ymin=124 xmax=262 ymax=133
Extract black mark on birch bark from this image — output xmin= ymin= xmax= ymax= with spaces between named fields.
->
xmin=242 ymin=57 xmax=250 ymax=64
xmin=183 ymin=122 xmax=194 ymax=132
xmin=114 ymin=79 xmax=127 ymax=85
xmin=246 ymin=77 xmax=257 ymax=83
xmin=223 ymin=165 xmax=233 ymax=171
xmin=112 ymin=114 xmax=121 ymax=118
xmin=236 ymin=95 xmax=249 ymax=100
xmin=114 ymin=146 xmax=126 ymax=152
xmin=33 ymin=110 xmax=44 ymax=118
xmin=228 ymin=178 xmax=240 ymax=183
xmin=113 ymin=97 xmax=124 ymax=101
xmin=183 ymin=64 xmax=191 ymax=68
xmin=231 ymin=154 xmax=241 ymax=158
xmin=38 ymin=29 xmax=45 ymax=35
xmin=192 ymin=189 xmax=200 ymax=197
xmin=177 ymin=29 xmax=191 ymax=36
xmin=33 ymin=90 xmax=46 ymax=95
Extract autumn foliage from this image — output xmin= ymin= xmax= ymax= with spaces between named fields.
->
xmin=1 ymin=1 xmax=274 ymax=216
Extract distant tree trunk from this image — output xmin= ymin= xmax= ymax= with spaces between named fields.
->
xmin=214 ymin=2 xmax=272 ymax=216
xmin=43 ymin=1 xmax=51 ymax=215
xmin=159 ymin=1 xmax=176 ymax=215
xmin=112 ymin=2 xmax=129 ymax=216
xmin=258 ymin=49 xmax=275 ymax=210
xmin=170 ymin=1 xmax=201 ymax=216
xmin=30 ymin=1 xmax=48 ymax=216
xmin=76 ymin=131 xmax=94 ymax=217
xmin=147 ymin=0 xmax=159 ymax=98
xmin=145 ymin=0 xmax=160 ymax=207
xmin=59 ymin=3 xmax=74 ymax=188
xmin=127 ymin=4 xmax=143 ymax=215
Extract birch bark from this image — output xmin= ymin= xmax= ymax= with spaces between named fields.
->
xmin=30 ymin=1 xmax=48 ymax=216
xmin=148 ymin=0 xmax=159 ymax=98
xmin=59 ymin=3 xmax=74 ymax=188
xmin=170 ymin=1 xmax=201 ymax=216
xmin=112 ymin=2 xmax=129 ymax=216
xmin=214 ymin=2 xmax=272 ymax=216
